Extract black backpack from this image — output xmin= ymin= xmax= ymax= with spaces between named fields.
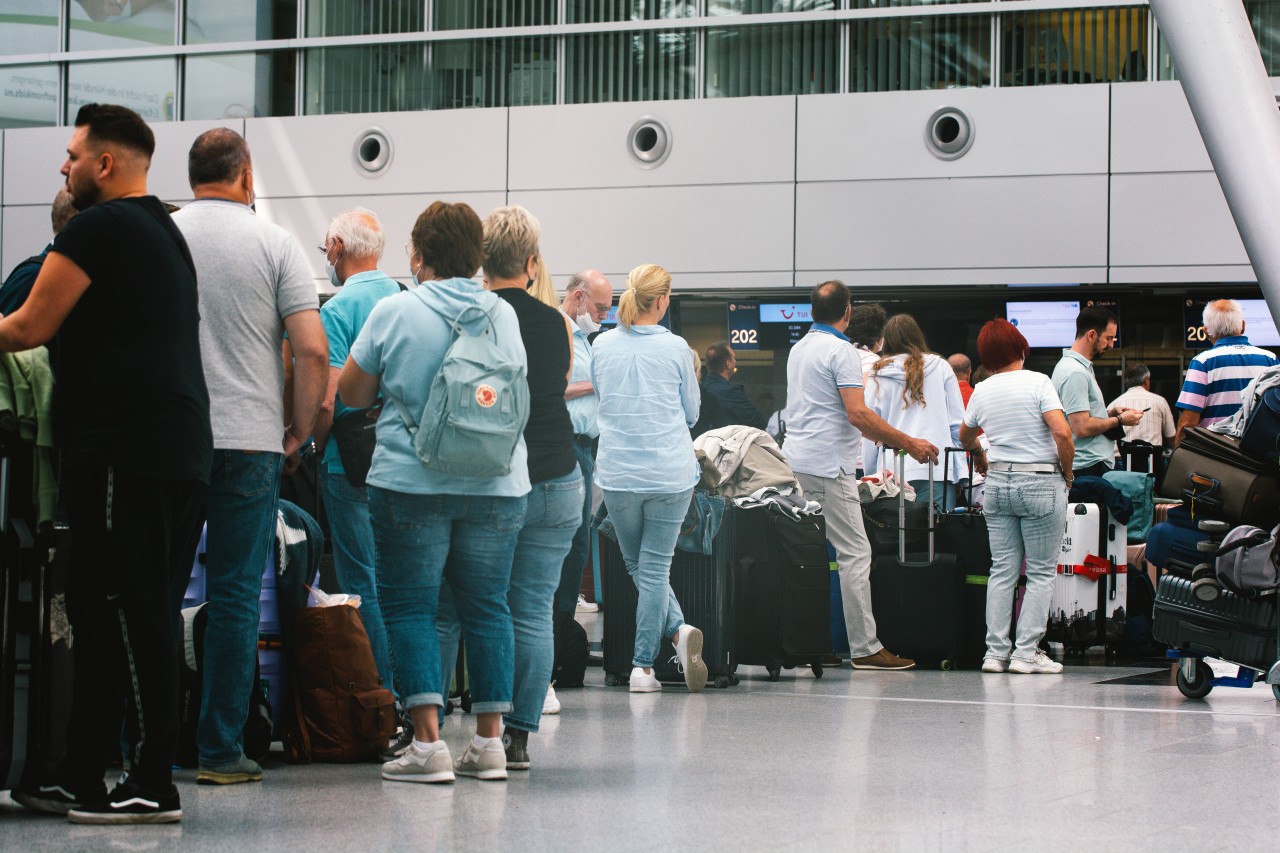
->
xmin=552 ymin=612 xmax=589 ymax=688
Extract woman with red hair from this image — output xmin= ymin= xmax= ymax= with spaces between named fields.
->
xmin=958 ymin=319 xmax=1074 ymax=675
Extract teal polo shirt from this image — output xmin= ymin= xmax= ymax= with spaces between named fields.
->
xmin=1051 ymin=348 xmax=1112 ymax=470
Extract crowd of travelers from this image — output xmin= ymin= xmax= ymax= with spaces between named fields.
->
xmin=0 ymin=102 xmax=1274 ymax=826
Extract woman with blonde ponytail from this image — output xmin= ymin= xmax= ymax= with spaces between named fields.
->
xmin=591 ymin=264 xmax=707 ymax=695
xmin=863 ymin=313 xmax=965 ymax=509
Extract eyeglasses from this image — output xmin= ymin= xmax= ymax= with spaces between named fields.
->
xmin=316 ymin=243 xmax=327 ymax=255
xmin=318 ymin=237 xmax=342 ymax=255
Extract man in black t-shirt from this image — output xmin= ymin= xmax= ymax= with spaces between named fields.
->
xmin=0 ymin=103 xmax=211 ymax=825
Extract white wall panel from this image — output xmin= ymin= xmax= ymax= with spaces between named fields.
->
xmin=1 ymin=204 xmax=50 ymax=280
xmin=245 ymin=111 xmax=508 ymax=199
xmin=511 ymin=184 xmax=794 ymax=285
xmin=796 ymin=175 xmax=1108 ymax=278
xmin=1110 ymin=172 xmax=1250 ymax=272
xmin=257 ymin=191 xmax=507 ymax=291
xmin=509 ymin=97 xmax=796 ymax=191
xmin=797 ymin=85 xmax=1109 ymax=183
xmin=3 ymin=126 xmax=68 ymax=206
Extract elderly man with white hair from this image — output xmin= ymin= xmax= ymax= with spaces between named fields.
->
xmin=311 ymin=207 xmax=406 ymax=757
xmin=1174 ymin=298 xmax=1279 ymax=445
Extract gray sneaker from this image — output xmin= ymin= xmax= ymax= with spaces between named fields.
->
xmin=502 ymin=729 xmax=530 ymax=771
xmin=196 ymin=754 xmax=263 ymax=785
xmin=381 ymin=742 xmax=455 ymax=784
xmin=1008 ymin=651 xmax=1064 ymax=674
xmin=454 ymin=739 xmax=507 ymax=781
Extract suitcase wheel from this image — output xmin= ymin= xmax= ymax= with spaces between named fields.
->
xmin=812 ymin=662 xmax=824 ymax=679
xmin=1176 ymin=659 xmax=1214 ymax=699
xmin=604 ymin=673 xmax=623 ymax=687
xmin=940 ymin=659 xmax=954 ymax=672
xmin=767 ymin=667 xmax=781 ymax=682
xmin=1273 ymin=684 xmax=1280 ymax=702
xmin=716 ymin=674 xmax=735 ymax=689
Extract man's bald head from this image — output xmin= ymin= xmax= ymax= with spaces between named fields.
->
xmin=51 ymin=187 xmax=79 ymax=234
xmin=188 ymin=127 xmax=251 ymax=189
xmin=563 ymin=268 xmax=613 ymax=322
xmin=947 ymin=353 xmax=971 ymax=380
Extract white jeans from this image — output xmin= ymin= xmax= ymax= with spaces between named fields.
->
xmin=796 ymin=471 xmax=881 ymax=658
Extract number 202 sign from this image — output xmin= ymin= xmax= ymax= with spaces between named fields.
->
xmin=728 ymin=303 xmax=761 ymax=351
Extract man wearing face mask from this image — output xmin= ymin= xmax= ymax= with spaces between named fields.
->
xmin=553 ymin=270 xmax=614 ymax=628
xmin=172 ymin=128 xmax=328 ymax=785
xmin=310 ymin=208 xmax=407 ymax=758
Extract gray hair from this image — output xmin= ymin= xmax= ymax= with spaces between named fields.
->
xmin=327 ymin=207 xmax=385 ymax=260
xmin=1203 ymin=299 xmax=1245 ymax=340
xmin=565 ymin=270 xmax=591 ymax=295
xmin=1125 ymin=363 xmax=1150 ymax=388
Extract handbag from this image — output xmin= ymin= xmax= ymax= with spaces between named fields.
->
xmin=330 ymin=405 xmax=381 ymax=488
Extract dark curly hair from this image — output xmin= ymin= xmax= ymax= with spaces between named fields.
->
xmin=411 ymin=201 xmax=484 ymax=280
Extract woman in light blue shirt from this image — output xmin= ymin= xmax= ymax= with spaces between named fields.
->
xmin=592 ymin=264 xmax=706 ymax=694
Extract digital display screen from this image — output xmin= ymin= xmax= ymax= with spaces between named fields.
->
xmin=759 ymin=303 xmax=813 ymax=324
xmin=1005 ymin=300 xmax=1081 ymax=349
xmin=1183 ymin=298 xmax=1280 ymax=349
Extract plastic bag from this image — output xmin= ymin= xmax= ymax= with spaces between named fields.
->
xmin=306 ymin=585 xmax=362 ymax=608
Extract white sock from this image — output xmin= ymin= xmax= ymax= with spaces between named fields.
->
xmin=473 ymin=734 xmax=498 ymax=749
xmin=413 ymin=738 xmax=441 ymax=753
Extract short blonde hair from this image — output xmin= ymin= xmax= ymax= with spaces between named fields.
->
xmin=617 ymin=263 xmax=671 ymax=327
xmin=482 ymin=205 xmax=540 ymax=281
xmin=528 ymin=254 xmax=558 ymax=308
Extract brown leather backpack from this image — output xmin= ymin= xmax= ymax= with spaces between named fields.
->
xmin=284 ymin=604 xmax=396 ymax=763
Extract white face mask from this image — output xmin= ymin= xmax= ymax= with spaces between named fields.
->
xmin=325 ymin=261 xmax=341 ymax=289
xmin=573 ymin=293 xmax=602 ymax=334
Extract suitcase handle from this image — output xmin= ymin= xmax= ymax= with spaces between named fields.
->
xmin=894 ymin=451 xmax=934 ymax=563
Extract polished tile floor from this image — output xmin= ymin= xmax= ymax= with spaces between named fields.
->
xmin=3 ymin=621 xmax=1279 ymax=852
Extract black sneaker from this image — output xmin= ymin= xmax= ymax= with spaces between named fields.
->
xmin=379 ymin=723 xmax=415 ymax=763
xmin=12 ymin=778 xmax=108 ymax=815
xmin=502 ymin=729 xmax=530 ymax=771
xmin=67 ymin=778 xmax=182 ymax=825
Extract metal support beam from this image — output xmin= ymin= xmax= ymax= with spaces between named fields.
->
xmin=1149 ymin=0 xmax=1280 ymax=325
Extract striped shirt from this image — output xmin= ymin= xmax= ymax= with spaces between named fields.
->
xmin=963 ymin=370 xmax=1064 ymax=464
xmin=1176 ymin=336 xmax=1279 ymax=426
xmin=1107 ymin=385 xmax=1176 ymax=447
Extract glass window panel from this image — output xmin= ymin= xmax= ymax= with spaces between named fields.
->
xmin=850 ymin=14 xmax=990 ymax=92
xmin=185 ymin=52 xmax=295 ymax=119
xmin=568 ymin=1 xmax=697 ymax=25
xmin=1003 ymin=7 xmax=1147 ymax=86
xmin=434 ymin=0 xmax=556 ymax=30
xmin=707 ymin=22 xmax=839 ymax=97
xmin=849 ymin=0 xmax=986 ymax=6
xmin=0 ymin=0 xmax=59 ymax=57
xmin=186 ymin=0 xmax=295 ymax=44
xmin=305 ymin=0 xmax=421 ymax=37
xmin=0 ymin=64 xmax=59 ymax=129
xmin=430 ymin=37 xmax=556 ymax=109
xmin=303 ymin=44 xmax=427 ymax=114
xmin=566 ymin=30 xmax=695 ymax=103
xmin=70 ymin=0 xmax=177 ymax=51
xmin=66 ymin=58 xmax=176 ymax=123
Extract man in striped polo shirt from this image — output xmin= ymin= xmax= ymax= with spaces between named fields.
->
xmin=1175 ymin=299 xmax=1279 ymax=445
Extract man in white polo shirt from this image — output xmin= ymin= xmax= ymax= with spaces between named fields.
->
xmin=784 ymin=281 xmax=938 ymax=671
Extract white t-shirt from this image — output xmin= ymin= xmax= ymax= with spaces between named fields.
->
xmin=784 ymin=327 xmax=864 ymax=478
xmin=963 ymin=370 xmax=1064 ymax=463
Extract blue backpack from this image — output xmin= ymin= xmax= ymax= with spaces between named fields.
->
xmin=389 ymin=294 xmax=529 ymax=478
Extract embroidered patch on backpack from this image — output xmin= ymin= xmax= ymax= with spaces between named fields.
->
xmin=476 ymin=385 xmax=498 ymax=408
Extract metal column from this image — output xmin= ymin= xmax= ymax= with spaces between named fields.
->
xmin=1149 ymin=0 xmax=1280 ymax=325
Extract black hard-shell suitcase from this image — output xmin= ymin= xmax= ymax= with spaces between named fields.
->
xmin=598 ymin=501 xmax=740 ymax=689
xmin=869 ymin=456 xmax=966 ymax=669
xmin=1152 ymin=573 xmax=1277 ymax=669
xmin=934 ymin=448 xmax=991 ymax=669
xmin=733 ymin=504 xmax=831 ymax=681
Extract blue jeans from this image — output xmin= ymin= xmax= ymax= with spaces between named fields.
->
xmin=198 ymin=450 xmax=283 ymax=765
xmin=982 ymin=470 xmax=1069 ymax=662
xmin=369 ymin=488 xmax=525 ymax=714
xmin=555 ymin=441 xmax=595 ymax=615
xmin=908 ymin=479 xmax=959 ymax=513
xmin=439 ymin=469 xmax=584 ymax=732
xmin=602 ymin=488 xmax=693 ymax=668
xmin=321 ymin=469 xmax=394 ymax=696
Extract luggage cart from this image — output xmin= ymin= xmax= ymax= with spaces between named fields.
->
xmin=1166 ymin=649 xmax=1280 ymax=701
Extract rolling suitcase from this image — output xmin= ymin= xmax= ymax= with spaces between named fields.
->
xmin=934 ymin=448 xmax=992 ymax=668
xmin=1048 ymin=503 xmax=1128 ymax=653
xmin=869 ymin=456 xmax=966 ymax=669
xmin=597 ymin=499 xmax=740 ymax=689
xmin=1160 ymin=427 xmax=1280 ymax=527
xmin=734 ymin=504 xmax=831 ymax=681
xmin=1144 ymin=520 xmax=1210 ymax=570
xmin=1152 ymin=573 xmax=1277 ymax=669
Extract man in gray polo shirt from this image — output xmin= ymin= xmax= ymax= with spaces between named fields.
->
xmin=173 ymin=128 xmax=328 ymax=785
xmin=785 ymin=281 xmax=938 ymax=671
xmin=1050 ymin=305 xmax=1143 ymax=479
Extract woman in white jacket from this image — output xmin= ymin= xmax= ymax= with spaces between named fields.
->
xmin=862 ymin=314 xmax=966 ymax=509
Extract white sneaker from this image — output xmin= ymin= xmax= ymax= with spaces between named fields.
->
xmin=629 ymin=666 xmax=662 ymax=693
xmin=981 ymin=657 xmax=1009 ymax=673
xmin=542 ymin=684 xmax=561 ymax=715
xmin=454 ymin=738 xmax=508 ymax=781
xmin=1008 ymin=651 xmax=1064 ymax=674
xmin=381 ymin=742 xmax=455 ymax=784
xmin=672 ymin=624 xmax=708 ymax=692
xmin=575 ymin=594 xmax=599 ymax=613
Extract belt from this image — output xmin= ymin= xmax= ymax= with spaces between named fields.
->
xmin=989 ymin=462 xmax=1062 ymax=475
xmin=573 ymin=434 xmax=596 ymax=448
